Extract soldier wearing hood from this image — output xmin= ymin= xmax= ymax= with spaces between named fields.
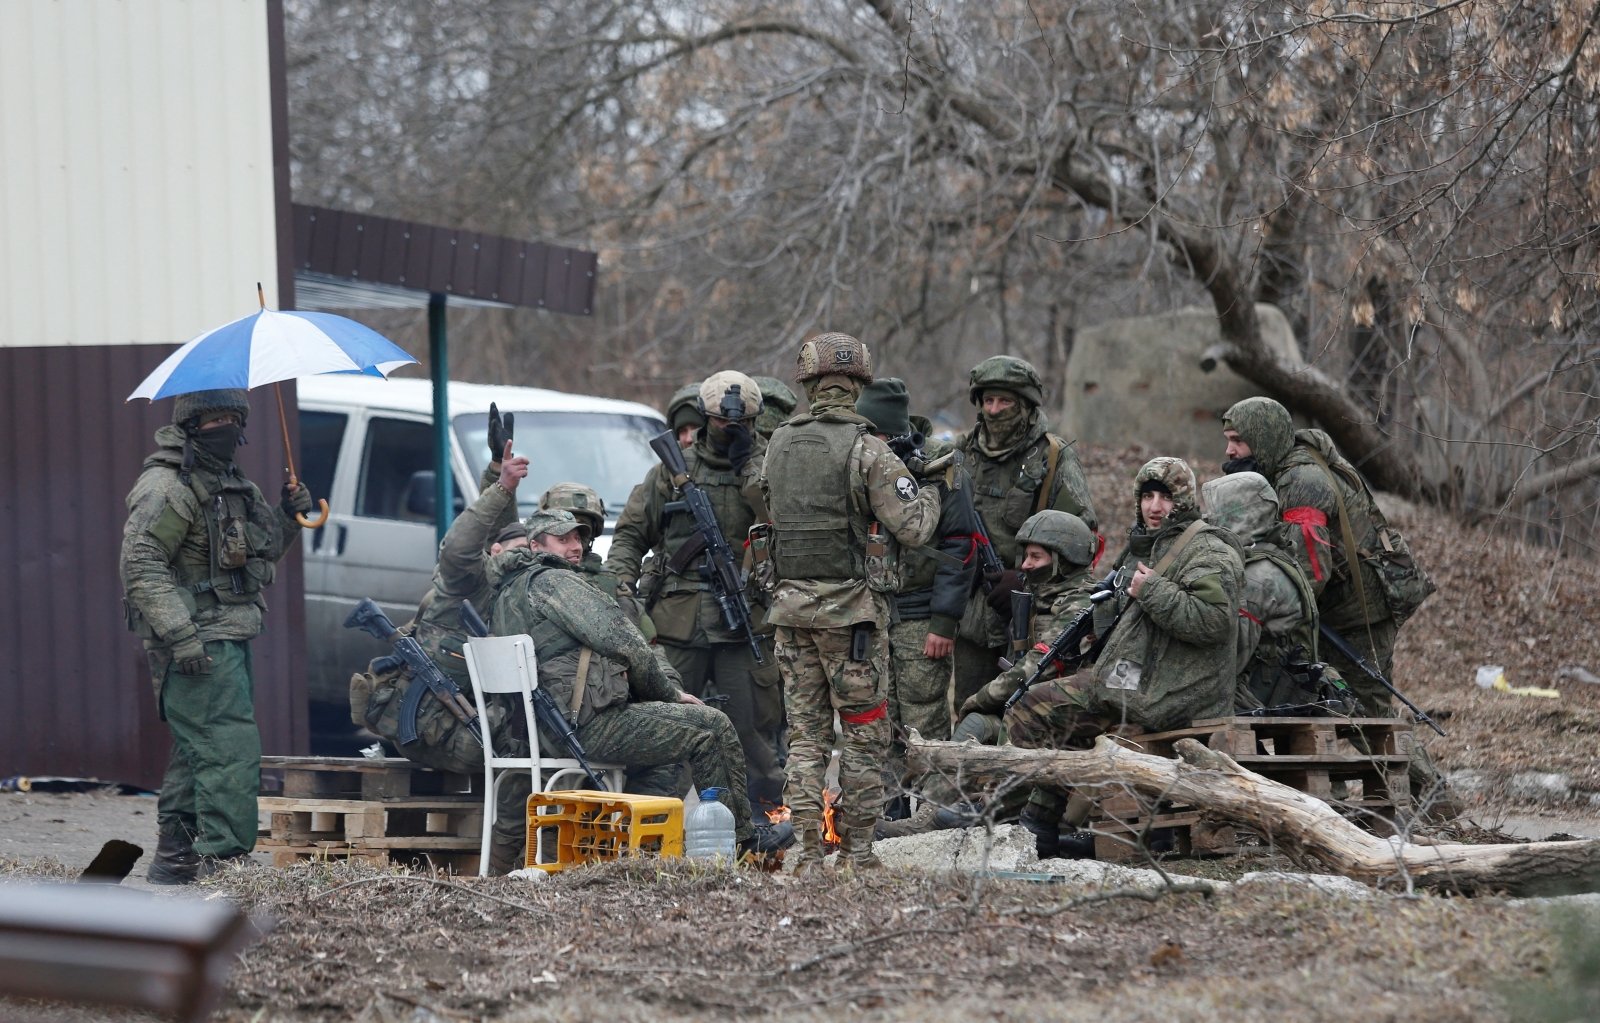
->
xmin=952 ymin=356 xmax=1098 ymax=713
xmin=751 ymin=375 xmax=799 ymax=442
xmin=606 ymin=370 xmax=785 ymax=807
xmin=121 ymin=389 xmax=309 ymax=883
xmin=666 ymin=381 xmax=705 ymax=449
xmin=1005 ymin=457 xmax=1243 ymax=857
xmin=1201 ymin=472 xmax=1337 ymax=711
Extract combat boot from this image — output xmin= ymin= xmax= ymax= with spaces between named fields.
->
xmin=1019 ymin=806 xmax=1061 ymax=860
xmin=838 ymin=822 xmax=883 ymax=872
xmin=875 ymin=803 xmax=940 ymax=840
xmin=146 ymin=824 xmax=199 ymax=886
xmin=785 ymin=824 xmax=828 ymax=875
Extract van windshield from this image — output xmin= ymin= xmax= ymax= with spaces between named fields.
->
xmin=455 ymin=410 xmax=665 ymax=518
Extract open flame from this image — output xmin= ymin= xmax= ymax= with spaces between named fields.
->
xmin=821 ymin=786 xmax=842 ymax=850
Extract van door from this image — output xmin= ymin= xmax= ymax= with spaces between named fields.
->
xmin=297 ymin=407 xmax=356 ymax=709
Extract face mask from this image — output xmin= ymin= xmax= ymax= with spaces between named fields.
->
xmin=1024 ymin=559 xmax=1056 ymax=588
xmin=1222 ymin=456 xmax=1261 ymax=475
xmin=704 ymin=421 xmax=730 ymax=452
xmin=981 ymin=402 xmax=1029 ymax=445
xmin=193 ymin=424 xmax=242 ymax=464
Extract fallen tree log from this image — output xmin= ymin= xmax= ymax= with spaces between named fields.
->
xmin=907 ymin=734 xmax=1600 ymax=897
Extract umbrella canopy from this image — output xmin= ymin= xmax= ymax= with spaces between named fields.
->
xmin=127 ymin=308 xmax=416 ymax=401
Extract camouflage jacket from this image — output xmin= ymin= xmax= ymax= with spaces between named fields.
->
xmin=954 ymin=408 xmax=1097 ymax=646
xmin=121 ymin=424 xmax=300 ymax=651
xmin=605 ymin=435 xmax=765 ymax=646
xmin=760 ymin=387 xmax=942 ymax=629
xmin=488 ymin=548 xmax=682 ymax=723
xmin=959 ymin=563 xmax=1095 ymax=716
xmin=1273 ymin=434 xmax=1388 ymax=630
xmin=1090 ymin=513 xmax=1244 ymax=731
xmin=895 ymin=436 xmax=980 ymax=638
xmin=413 ymin=465 xmax=514 ymax=685
xmin=1235 ymin=543 xmax=1318 ymax=709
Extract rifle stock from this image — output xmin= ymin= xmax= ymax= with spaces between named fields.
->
xmin=1002 ymin=574 xmax=1120 ymax=712
xmin=343 ymin=598 xmax=482 ymax=748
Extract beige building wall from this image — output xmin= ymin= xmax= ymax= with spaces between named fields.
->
xmin=0 ymin=0 xmax=278 ymax=349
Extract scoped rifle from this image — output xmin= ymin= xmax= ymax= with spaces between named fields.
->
xmin=343 ymin=598 xmax=482 ymax=748
xmin=1003 ymin=574 xmax=1120 ymax=712
xmin=1320 ymin=624 xmax=1447 ymax=736
xmin=460 ymin=601 xmax=610 ymax=790
xmin=648 ymin=428 xmax=764 ymax=663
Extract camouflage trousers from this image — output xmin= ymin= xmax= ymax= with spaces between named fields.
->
xmin=155 ymin=639 xmax=261 ymax=858
xmin=575 ymin=701 xmax=755 ymax=842
xmin=952 ymin=636 xmax=1007 ymax=714
xmin=776 ymin=623 xmax=891 ymax=838
xmin=888 ymin=618 xmax=953 ymax=744
xmin=909 ymin=710 xmax=1024 ymax=822
xmin=1004 ymin=674 xmax=1114 ymax=828
xmin=661 ymin=639 xmax=786 ymax=808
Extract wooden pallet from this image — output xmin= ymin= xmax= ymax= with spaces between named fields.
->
xmin=263 ymin=844 xmax=481 ymax=873
xmin=1085 ymin=716 xmax=1416 ymax=861
xmin=260 ymin=755 xmax=480 ymax=800
xmin=257 ymin=795 xmax=482 ymax=845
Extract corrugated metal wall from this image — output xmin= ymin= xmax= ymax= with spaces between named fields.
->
xmin=0 ymin=346 xmax=308 ymax=787
xmin=0 ymin=0 xmax=281 ymax=350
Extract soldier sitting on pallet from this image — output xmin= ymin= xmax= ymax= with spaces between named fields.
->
xmin=1200 ymin=472 xmax=1355 ymax=714
xmin=1005 ymin=458 xmax=1245 ymax=859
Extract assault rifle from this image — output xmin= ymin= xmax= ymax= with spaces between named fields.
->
xmin=460 ymin=601 xmax=610 ymax=791
xmin=1003 ymin=573 xmax=1120 ymax=712
xmin=648 ymin=429 xmax=764 ymax=663
xmin=1320 ymin=624 xmax=1446 ymax=736
xmin=343 ymin=598 xmax=482 ymax=748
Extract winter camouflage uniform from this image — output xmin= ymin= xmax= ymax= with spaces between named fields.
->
xmin=760 ymin=334 xmax=942 ymax=867
xmin=953 ymin=356 xmax=1098 ymax=711
xmin=751 ymin=375 xmax=799 ymax=441
xmin=1201 ymin=472 xmax=1326 ymax=711
xmin=606 ymin=373 xmax=784 ymax=805
xmin=121 ymin=390 xmax=302 ymax=865
xmin=1007 ymin=458 xmax=1243 ymax=834
xmin=489 ymin=539 xmax=760 ymax=843
xmin=1222 ymin=398 xmax=1394 ymax=713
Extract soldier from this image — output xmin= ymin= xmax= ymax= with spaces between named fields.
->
xmin=1006 ymin=457 xmax=1243 ymax=857
xmin=759 ymin=333 xmax=942 ymax=870
xmin=1201 ymin=472 xmax=1338 ymax=712
xmin=491 ymin=509 xmax=792 ymax=857
xmin=352 ymin=423 xmax=535 ymax=871
xmin=953 ymin=356 xmax=1098 ymax=713
xmin=121 ymin=389 xmax=309 ymax=883
xmin=606 ymin=371 xmax=784 ymax=807
xmin=751 ymin=375 xmax=799 ymax=441
xmin=667 ymin=381 xmax=704 ymax=449
xmin=880 ymin=509 xmax=1097 ymax=840
xmin=854 ymin=378 xmax=978 ymax=748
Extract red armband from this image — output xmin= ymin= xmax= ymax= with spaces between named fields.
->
xmin=1238 ymin=608 xmax=1263 ymax=626
xmin=840 ymin=701 xmax=888 ymax=725
xmin=1283 ymin=506 xmax=1333 ymax=582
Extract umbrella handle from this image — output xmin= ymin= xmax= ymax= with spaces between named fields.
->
xmin=297 ymin=498 xmax=330 ymax=530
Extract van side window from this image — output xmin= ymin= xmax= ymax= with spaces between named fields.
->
xmin=356 ymin=417 xmax=462 ymax=521
xmin=297 ymin=410 xmax=347 ymax=508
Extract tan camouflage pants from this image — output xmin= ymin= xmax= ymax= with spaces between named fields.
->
xmin=776 ymin=623 xmax=891 ymax=837
xmin=888 ymin=618 xmax=953 ymax=744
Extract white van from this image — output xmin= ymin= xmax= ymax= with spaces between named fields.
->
xmin=295 ymin=375 xmax=666 ymax=735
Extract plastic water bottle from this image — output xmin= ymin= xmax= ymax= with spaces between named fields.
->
xmin=684 ymin=788 xmax=737 ymax=861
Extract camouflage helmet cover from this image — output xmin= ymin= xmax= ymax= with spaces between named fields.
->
xmin=795 ymin=332 xmax=872 ymax=383
xmin=1134 ymin=456 xmax=1199 ymax=521
xmin=667 ymin=382 xmax=705 ymax=432
xmin=697 ymin=370 xmax=764 ymax=421
xmin=967 ymin=355 xmax=1045 ymax=408
xmin=1201 ymin=471 xmax=1280 ymax=545
xmin=540 ymin=482 xmax=606 ymax=535
xmin=524 ymin=508 xmax=592 ymax=543
xmin=750 ymin=375 xmax=798 ymax=414
xmin=1221 ymin=396 xmax=1295 ymax=478
xmin=1015 ymin=509 xmax=1096 ymax=567
xmin=173 ymin=389 xmax=250 ymax=428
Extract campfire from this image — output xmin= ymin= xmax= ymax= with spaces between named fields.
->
xmin=762 ymin=787 xmax=844 ymax=854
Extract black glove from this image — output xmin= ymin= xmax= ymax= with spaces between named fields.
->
xmin=282 ymin=481 xmax=313 ymax=516
xmin=488 ymin=402 xmax=514 ymax=461
xmin=985 ymin=569 xmax=1027 ymax=615
xmin=725 ymin=422 xmax=754 ymax=475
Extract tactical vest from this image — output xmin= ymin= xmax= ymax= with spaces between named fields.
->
xmin=659 ymin=445 xmax=757 ymax=593
xmin=765 ymin=413 xmax=870 ymax=582
xmin=505 ymin=560 xmax=631 ymax=725
xmin=959 ymin=432 xmax=1068 ymax=567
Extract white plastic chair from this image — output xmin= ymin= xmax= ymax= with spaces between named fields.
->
xmin=463 ymin=634 xmax=624 ymax=875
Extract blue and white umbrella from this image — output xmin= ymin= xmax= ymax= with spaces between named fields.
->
xmin=128 ymin=296 xmax=418 ymax=527
xmin=127 ymin=307 xmax=417 ymax=401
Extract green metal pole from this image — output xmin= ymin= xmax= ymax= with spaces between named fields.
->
xmin=428 ymin=292 xmax=453 ymax=545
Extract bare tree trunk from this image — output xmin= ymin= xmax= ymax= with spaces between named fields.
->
xmin=908 ymin=735 xmax=1600 ymax=897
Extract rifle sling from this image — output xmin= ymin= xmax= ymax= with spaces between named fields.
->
xmin=1033 ymin=436 xmax=1065 ymax=515
xmin=665 ymin=531 xmax=708 ymax=576
xmin=570 ymin=647 xmax=593 ymax=719
xmin=1117 ymin=519 xmax=1208 ymax=632
xmin=1301 ymin=447 xmax=1380 ymax=663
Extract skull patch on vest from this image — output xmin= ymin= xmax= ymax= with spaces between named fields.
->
xmin=895 ymin=476 xmax=918 ymax=501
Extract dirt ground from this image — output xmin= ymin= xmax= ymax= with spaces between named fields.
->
xmin=7 ymin=442 xmax=1600 ymax=1021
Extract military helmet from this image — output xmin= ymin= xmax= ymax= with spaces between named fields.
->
xmin=795 ymin=332 xmax=872 ymax=383
xmin=1015 ymin=510 xmax=1096 ymax=567
xmin=1133 ymin=456 xmax=1198 ymax=520
xmin=667 ymin=382 xmax=704 ymax=432
xmin=540 ymin=482 xmax=606 ymax=538
xmin=1201 ymin=471 xmax=1280 ymax=545
xmin=967 ymin=355 xmax=1045 ymax=408
xmin=698 ymin=370 xmax=763 ymax=421
xmin=173 ymin=389 xmax=250 ymax=428
xmin=524 ymin=508 xmax=591 ymax=543
xmin=751 ymin=375 xmax=797 ymax=414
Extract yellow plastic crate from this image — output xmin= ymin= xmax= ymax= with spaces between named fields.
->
xmin=525 ymin=790 xmax=684 ymax=872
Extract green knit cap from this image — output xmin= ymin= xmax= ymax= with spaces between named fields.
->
xmin=855 ymin=377 xmax=912 ymax=437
